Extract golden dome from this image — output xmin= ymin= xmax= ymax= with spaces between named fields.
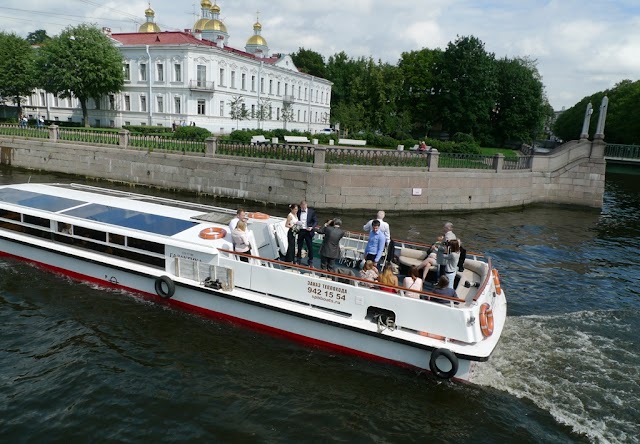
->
xmin=211 ymin=3 xmax=221 ymax=13
xmin=139 ymin=22 xmax=161 ymax=33
xmin=246 ymin=34 xmax=267 ymax=46
xmin=145 ymin=6 xmax=155 ymax=17
xmin=253 ymin=21 xmax=262 ymax=31
xmin=193 ymin=18 xmax=209 ymax=31
xmin=201 ymin=0 xmax=212 ymax=8
xmin=204 ymin=19 xmax=227 ymax=32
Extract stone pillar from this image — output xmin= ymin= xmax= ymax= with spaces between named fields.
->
xmin=428 ymin=149 xmax=439 ymax=172
xmin=49 ymin=124 xmax=59 ymax=142
xmin=580 ymin=103 xmax=593 ymax=139
xmin=206 ymin=137 xmax=217 ymax=156
xmin=594 ymin=96 xmax=608 ymax=140
xmin=328 ymin=139 xmax=334 ymax=146
xmin=493 ymin=153 xmax=504 ymax=172
xmin=313 ymin=146 xmax=326 ymax=167
xmin=119 ymin=129 xmax=129 ymax=148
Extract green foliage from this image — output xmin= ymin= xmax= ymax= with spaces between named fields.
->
xmin=290 ymin=48 xmax=326 ymax=78
xmin=0 ymin=32 xmax=37 ymax=113
xmin=123 ymin=125 xmax=174 ymax=135
xmin=35 ymin=24 xmax=124 ymax=127
xmin=26 ymin=30 xmax=50 ymax=45
xmin=452 ymin=132 xmax=475 ymax=143
xmin=228 ymin=95 xmax=249 ymax=129
xmin=173 ymin=125 xmax=211 ymax=141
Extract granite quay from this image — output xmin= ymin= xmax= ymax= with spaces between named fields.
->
xmin=0 ymin=124 xmax=606 ymax=210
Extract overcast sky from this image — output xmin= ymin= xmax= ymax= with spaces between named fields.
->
xmin=2 ymin=0 xmax=639 ymax=110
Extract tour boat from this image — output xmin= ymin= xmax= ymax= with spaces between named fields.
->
xmin=0 ymin=183 xmax=507 ymax=382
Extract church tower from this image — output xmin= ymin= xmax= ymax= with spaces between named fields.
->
xmin=138 ymin=4 xmax=161 ymax=33
xmin=245 ymin=15 xmax=269 ymax=57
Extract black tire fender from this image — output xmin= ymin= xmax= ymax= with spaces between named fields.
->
xmin=429 ymin=348 xmax=459 ymax=379
xmin=155 ymin=275 xmax=175 ymax=299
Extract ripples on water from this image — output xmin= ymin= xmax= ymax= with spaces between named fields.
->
xmin=0 ymin=168 xmax=638 ymax=443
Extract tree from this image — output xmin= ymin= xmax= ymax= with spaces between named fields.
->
xmin=281 ymin=101 xmax=294 ymax=130
xmin=0 ymin=32 xmax=37 ymax=116
xmin=397 ymin=48 xmax=443 ymax=136
xmin=229 ymin=95 xmax=248 ymax=129
xmin=256 ymin=98 xmax=272 ymax=129
xmin=290 ymin=48 xmax=326 ymax=78
xmin=35 ymin=24 xmax=124 ymax=127
xmin=433 ymin=35 xmax=498 ymax=142
xmin=26 ymin=29 xmax=51 ymax=45
xmin=491 ymin=57 xmax=548 ymax=145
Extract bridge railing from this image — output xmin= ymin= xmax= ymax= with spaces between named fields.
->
xmin=605 ymin=144 xmax=640 ymax=159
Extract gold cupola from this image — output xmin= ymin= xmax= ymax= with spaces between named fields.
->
xmin=204 ymin=2 xmax=228 ymax=33
xmin=139 ymin=3 xmax=161 ymax=33
xmin=245 ymin=15 xmax=268 ymax=56
xmin=193 ymin=0 xmax=212 ymax=32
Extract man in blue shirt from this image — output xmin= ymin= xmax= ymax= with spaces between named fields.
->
xmin=364 ymin=220 xmax=385 ymax=265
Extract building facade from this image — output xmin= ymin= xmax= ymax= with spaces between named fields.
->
xmin=21 ymin=2 xmax=332 ymax=134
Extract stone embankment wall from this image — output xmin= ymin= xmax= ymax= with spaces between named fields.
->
xmin=0 ymin=136 xmax=606 ymax=210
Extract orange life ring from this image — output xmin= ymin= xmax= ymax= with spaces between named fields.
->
xmin=492 ymin=268 xmax=502 ymax=295
xmin=247 ymin=212 xmax=270 ymax=220
xmin=479 ymin=303 xmax=494 ymax=337
xmin=199 ymin=227 xmax=227 ymax=240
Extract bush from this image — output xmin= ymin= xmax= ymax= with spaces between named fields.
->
xmin=124 ymin=125 xmax=174 ymax=135
xmin=174 ymin=125 xmax=212 ymax=141
xmin=452 ymin=132 xmax=475 ymax=144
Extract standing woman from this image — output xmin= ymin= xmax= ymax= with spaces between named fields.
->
xmin=443 ymin=239 xmax=461 ymax=289
xmin=231 ymin=221 xmax=252 ymax=263
xmin=284 ymin=204 xmax=299 ymax=263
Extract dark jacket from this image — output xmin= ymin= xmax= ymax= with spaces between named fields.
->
xmin=317 ymin=225 xmax=345 ymax=259
xmin=297 ymin=207 xmax=318 ymax=235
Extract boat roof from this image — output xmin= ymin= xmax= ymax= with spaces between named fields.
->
xmin=0 ymin=183 xmax=242 ymax=239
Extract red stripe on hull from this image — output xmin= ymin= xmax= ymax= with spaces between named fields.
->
xmin=0 ymin=250 xmax=465 ymax=380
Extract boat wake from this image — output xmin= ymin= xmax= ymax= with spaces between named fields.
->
xmin=474 ymin=310 xmax=640 ymax=444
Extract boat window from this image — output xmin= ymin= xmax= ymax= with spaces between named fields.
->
xmin=127 ymin=237 xmax=164 ymax=255
xmin=74 ymin=225 xmax=107 ymax=242
xmin=0 ymin=188 xmax=85 ymax=212
xmin=0 ymin=209 xmax=21 ymax=221
xmin=109 ymin=233 xmax=126 ymax=246
xmin=23 ymin=214 xmax=51 ymax=229
xmin=58 ymin=223 xmax=72 ymax=234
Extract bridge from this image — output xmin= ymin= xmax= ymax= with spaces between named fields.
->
xmin=605 ymin=144 xmax=640 ymax=165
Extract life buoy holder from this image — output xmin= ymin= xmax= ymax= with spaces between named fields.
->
xmin=429 ymin=348 xmax=459 ymax=379
xmin=247 ymin=212 xmax=270 ymax=220
xmin=492 ymin=268 xmax=502 ymax=295
xmin=199 ymin=227 xmax=227 ymax=240
xmin=479 ymin=303 xmax=494 ymax=337
xmin=155 ymin=275 xmax=175 ymax=299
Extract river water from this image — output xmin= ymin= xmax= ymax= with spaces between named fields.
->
xmin=0 ymin=165 xmax=638 ymax=443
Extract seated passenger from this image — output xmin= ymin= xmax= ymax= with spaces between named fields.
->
xmin=377 ymin=264 xmax=398 ymax=293
xmin=430 ymin=275 xmax=458 ymax=299
xmin=359 ymin=260 xmax=379 ymax=287
xmin=403 ymin=266 xmax=423 ymax=299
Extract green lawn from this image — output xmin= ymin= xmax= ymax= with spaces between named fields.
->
xmin=479 ymin=147 xmax=518 ymax=158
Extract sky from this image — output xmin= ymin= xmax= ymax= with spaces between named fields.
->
xmin=2 ymin=0 xmax=639 ymax=111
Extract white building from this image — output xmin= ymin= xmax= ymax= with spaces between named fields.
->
xmin=22 ymin=2 xmax=333 ymax=134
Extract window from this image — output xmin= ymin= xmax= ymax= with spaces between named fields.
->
xmin=285 ymin=83 xmax=288 ymax=96
xmin=139 ymin=63 xmax=147 ymax=81
xmin=157 ymin=63 xmax=164 ymax=82
xmin=269 ymin=79 xmax=273 ymax=95
xmin=230 ymin=71 xmax=236 ymax=88
xmin=174 ymin=64 xmax=182 ymax=82
xmin=251 ymin=104 xmax=255 ymax=118
xmin=140 ymin=95 xmax=147 ymax=112
xmin=124 ymin=95 xmax=131 ymax=111
xmin=157 ymin=96 xmax=164 ymax=113
xmin=297 ymin=110 xmax=300 ymax=121
xmin=53 ymin=96 xmax=59 ymax=107
xmin=196 ymin=65 xmax=206 ymax=87
xmin=276 ymin=107 xmax=280 ymax=120
xmin=241 ymin=73 xmax=246 ymax=90
xmin=298 ymin=86 xmax=301 ymax=99
xmin=316 ymin=90 xmax=319 ymax=102
xmin=174 ymin=97 xmax=181 ymax=114
xmin=277 ymin=81 xmax=281 ymax=96
xmin=305 ymin=87 xmax=308 ymax=100
xmin=219 ymin=68 xmax=225 ymax=86
xmin=123 ymin=63 xmax=130 ymax=81
xmin=260 ymin=77 xmax=264 ymax=93
xmin=251 ymin=75 xmax=256 ymax=91
xmin=197 ymin=99 xmax=205 ymax=115
xmin=321 ymin=91 xmax=324 ymax=103
xmin=109 ymin=95 xmax=115 ymax=110
xmin=40 ymin=92 xmax=45 ymax=106
xmin=219 ymin=101 xmax=224 ymax=116
xmin=304 ymin=110 xmax=307 ymax=122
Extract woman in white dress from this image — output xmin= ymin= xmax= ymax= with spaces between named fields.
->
xmin=284 ymin=204 xmax=299 ymax=262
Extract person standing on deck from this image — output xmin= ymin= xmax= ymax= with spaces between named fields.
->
xmin=296 ymin=201 xmax=317 ymax=266
xmin=364 ymin=220 xmax=385 ymax=267
xmin=363 ymin=210 xmax=393 ymax=262
xmin=316 ymin=218 xmax=345 ymax=272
